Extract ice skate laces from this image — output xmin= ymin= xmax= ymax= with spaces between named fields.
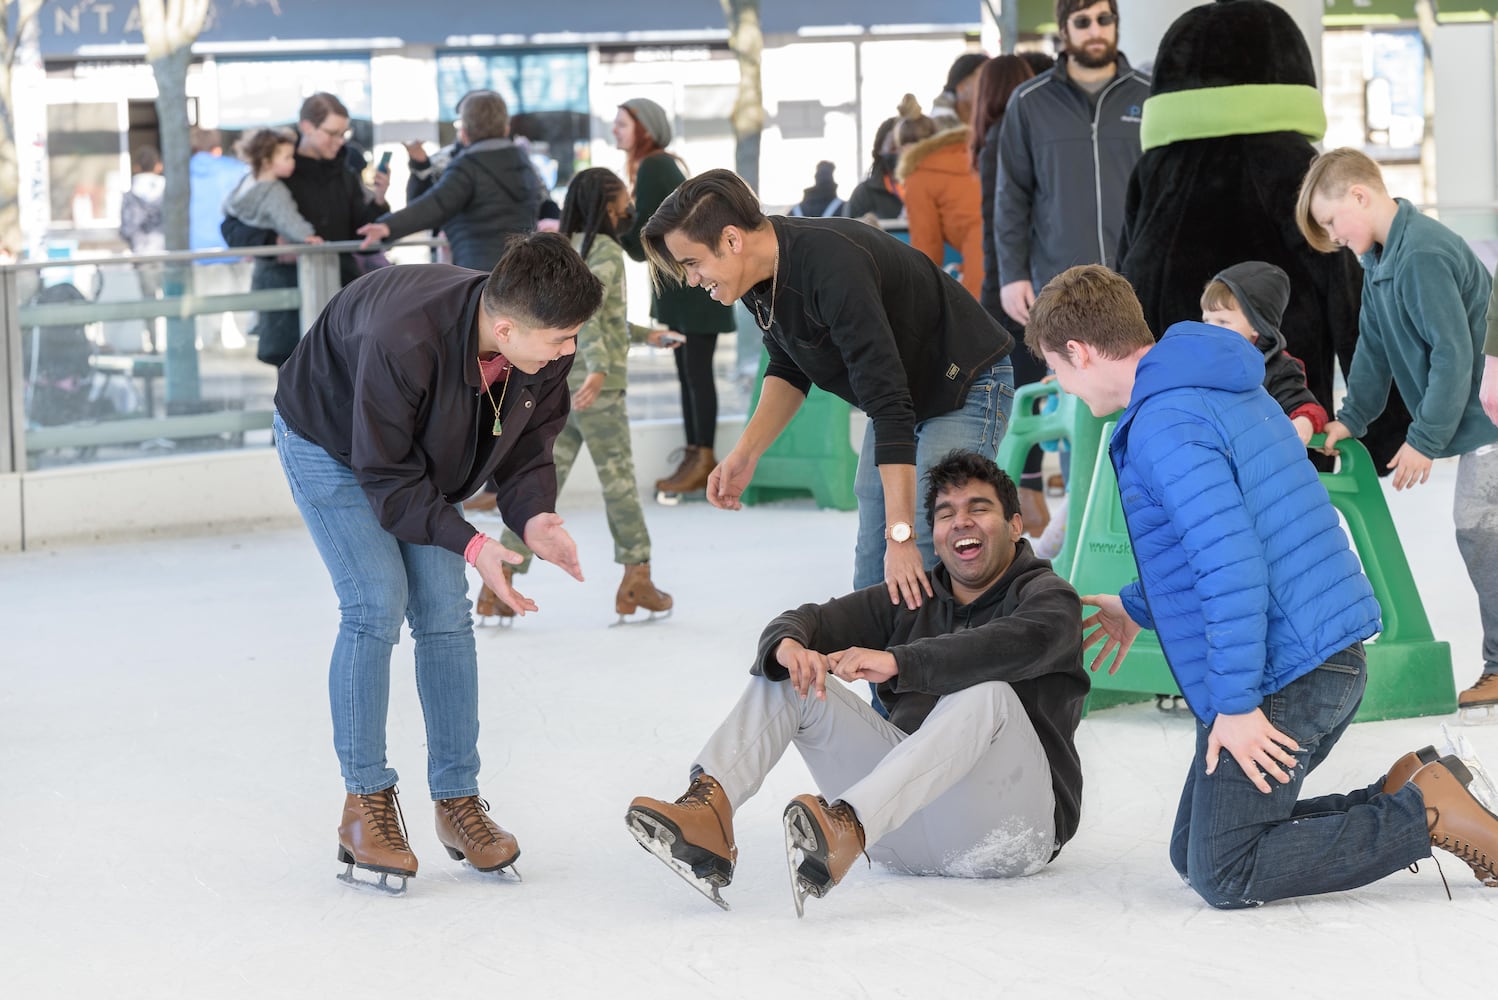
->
xmin=446 ymin=796 xmax=503 ymax=845
xmin=360 ymin=788 xmax=411 ymax=850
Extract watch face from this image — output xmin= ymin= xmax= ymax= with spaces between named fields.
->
xmin=890 ymin=522 xmax=913 ymax=543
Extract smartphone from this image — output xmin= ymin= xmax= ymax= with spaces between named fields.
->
xmin=376 ymin=150 xmax=393 ymax=174
xmin=660 ymin=331 xmax=686 ymax=345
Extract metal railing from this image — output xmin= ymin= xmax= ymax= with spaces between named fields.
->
xmin=0 ymin=239 xmax=375 ymax=474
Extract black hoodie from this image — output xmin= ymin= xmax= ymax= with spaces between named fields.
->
xmin=751 ymin=540 xmax=1088 ymax=855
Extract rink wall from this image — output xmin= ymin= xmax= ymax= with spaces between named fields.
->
xmin=3 ymin=417 xmax=749 ymax=552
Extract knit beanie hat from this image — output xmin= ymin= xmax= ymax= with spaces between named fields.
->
xmin=620 ymin=98 xmax=673 ymax=148
xmin=1211 ymin=261 xmax=1290 ymax=347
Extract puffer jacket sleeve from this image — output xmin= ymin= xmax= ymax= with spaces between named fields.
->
xmin=1132 ymin=403 xmax=1269 ymax=715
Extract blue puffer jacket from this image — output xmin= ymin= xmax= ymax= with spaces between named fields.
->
xmin=1111 ymin=323 xmax=1381 ymax=724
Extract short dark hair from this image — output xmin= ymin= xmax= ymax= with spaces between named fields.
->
xmin=482 ymin=232 xmax=604 ymax=330
xmin=133 ymin=146 xmax=161 ymax=173
xmin=299 ymin=92 xmax=349 ymax=127
xmin=1025 ymin=264 xmax=1154 ymax=361
xmin=924 ymin=450 xmax=1020 ymax=528
xmin=1057 ymin=0 xmax=1117 ymax=28
xmin=641 ymin=168 xmax=765 ymax=288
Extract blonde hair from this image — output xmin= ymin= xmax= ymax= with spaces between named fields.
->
xmin=1025 ymin=265 xmax=1154 ymax=361
xmin=1295 ymin=147 xmax=1388 ymax=253
xmin=1199 ymin=279 xmax=1239 ymax=314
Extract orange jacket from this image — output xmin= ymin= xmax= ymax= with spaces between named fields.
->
xmin=897 ymin=126 xmax=984 ymax=300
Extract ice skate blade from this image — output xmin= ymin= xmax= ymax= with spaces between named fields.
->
xmin=611 ymin=608 xmax=673 ymax=628
xmin=625 ymin=809 xmax=730 ymax=911
xmin=654 ymin=490 xmax=706 ymax=506
xmin=782 ymin=802 xmax=828 ymax=919
xmin=336 ymin=862 xmax=410 ymax=895
xmin=1458 ymin=705 xmax=1498 ymax=726
xmin=1441 ymin=724 xmax=1498 ymax=814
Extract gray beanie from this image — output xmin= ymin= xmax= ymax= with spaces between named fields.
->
xmin=621 ymin=98 xmax=673 ymax=148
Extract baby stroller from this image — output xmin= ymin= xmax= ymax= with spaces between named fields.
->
xmin=22 ymin=281 xmax=99 ymax=427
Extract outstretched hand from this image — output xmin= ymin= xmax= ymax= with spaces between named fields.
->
xmin=523 ymin=512 xmax=583 ymax=582
xmin=1079 ymin=593 xmax=1140 ymax=675
xmin=706 ymin=449 xmax=756 ymax=510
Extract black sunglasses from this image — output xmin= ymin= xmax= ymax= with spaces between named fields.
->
xmin=1069 ymin=12 xmax=1117 ymax=30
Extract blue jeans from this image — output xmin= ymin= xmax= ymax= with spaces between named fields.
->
xmin=274 ymin=412 xmax=481 ymax=800
xmin=852 ymin=358 xmax=1014 ymax=589
xmin=1169 ymin=643 xmax=1431 ymax=908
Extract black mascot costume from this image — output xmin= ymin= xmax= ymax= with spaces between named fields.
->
xmin=1117 ymin=0 xmax=1409 ymax=469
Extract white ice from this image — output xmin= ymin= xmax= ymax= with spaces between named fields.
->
xmin=6 ymin=456 xmax=1497 ymax=998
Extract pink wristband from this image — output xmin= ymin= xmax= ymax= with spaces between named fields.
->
xmin=464 ymin=532 xmax=489 ymax=567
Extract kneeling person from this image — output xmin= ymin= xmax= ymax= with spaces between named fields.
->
xmin=626 ymin=451 xmax=1088 ymax=915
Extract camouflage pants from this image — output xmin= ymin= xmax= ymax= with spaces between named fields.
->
xmin=501 ymin=389 xmax=651 ymax=572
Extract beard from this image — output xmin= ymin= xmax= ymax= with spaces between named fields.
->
xmin=1065 ymin=35 xmax=1117 ymax=70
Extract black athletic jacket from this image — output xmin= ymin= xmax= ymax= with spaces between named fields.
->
xmin=274 ymin=264 xmax=572 ymax=556
xmin=747 ymin=216 xmax=1014 ymax=467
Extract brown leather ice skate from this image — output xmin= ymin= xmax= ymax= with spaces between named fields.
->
xmin=337 ymin=787 xmax=418 ymax=893
xmin=1459 ymin=673 xmax=1498 ymax=722
xmin=1411 ymin=756 xmax=1498 ymax=886
xmin=656 ymin=446 xmax=715 ymax=497
xmin=625 ymin=774 xmax=737 ymax=909
xmin=616 ymin=562 xmax=672 ymax=623
xmin=1383 ymin=745 xmax=1440 ymax=795
xmin=782 ymin=793 xmax=867 ymax=916
xmin=1019 ymin=487 xmax=1050 ymax=537
xmin=435 ymin=795 xmax=521 ymax=876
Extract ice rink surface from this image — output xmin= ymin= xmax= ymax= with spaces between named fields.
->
xmin=5 ymin=456 xmax=1496 ymax=998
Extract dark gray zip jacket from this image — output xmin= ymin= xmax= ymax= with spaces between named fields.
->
xmin=995 ymin=53 xmax=1151 ymax=290
xmin=377 ymin=138 xmax=541 ymax=272
xmin=750 ymin=541 xmax=1088 ymax=855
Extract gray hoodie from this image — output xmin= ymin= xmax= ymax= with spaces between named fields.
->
xmin=223 ymin=175 xmax=316 ymax=242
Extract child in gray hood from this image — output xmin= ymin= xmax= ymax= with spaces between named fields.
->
xmin=223 ymin=127 xmax=322 ymax=245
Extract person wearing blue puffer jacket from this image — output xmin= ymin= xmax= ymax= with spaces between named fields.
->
xmin=1024 ymin=264 xmax=1498 ymax=906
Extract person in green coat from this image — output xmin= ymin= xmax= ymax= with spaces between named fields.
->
xmin=614 ymin=97 xmax=739 ymax=499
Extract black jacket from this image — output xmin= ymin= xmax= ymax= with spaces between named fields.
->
xmin=844 ymin=159 xmax=904 ymax=221
xmin=751 ymin=541 xmax=1088 ymax=854
xmin=273 ymin=264 xmax=573 ymax=557
xmin=995 ymin=54 xmax=1150 ymax=290
xmin=378 ymin=138 xmax=542 ymax=272
xmin=281 ymin=150 xmax=388 ymax=285
xmin=749 ymin=216 xmax=1014 ymax=467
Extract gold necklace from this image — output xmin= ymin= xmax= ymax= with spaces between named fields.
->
xmin=482 ymin=359 xmax=511 ymax=436
xmin=752 ymin=241 xmax=780 ymax=332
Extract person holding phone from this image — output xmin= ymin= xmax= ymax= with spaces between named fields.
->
xmin=358 ymin=91 xmax=541 ymax=271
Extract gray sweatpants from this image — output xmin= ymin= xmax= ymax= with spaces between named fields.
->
xmin=694 ymin=676 xmax=1056 ymax=878
xmin=1455 ymin=443 xmax=1498 ymax=675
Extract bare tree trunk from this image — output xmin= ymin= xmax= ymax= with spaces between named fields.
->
xmin=139 ymin=0 xmax=211 ymax=405
xmin=720 ymin=0 xmax=765 ymax=192
xmin=0 ymin=1 xmax=48 ymax=256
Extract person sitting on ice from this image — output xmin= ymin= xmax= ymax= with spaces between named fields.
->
xmin=625 ymin=451 xmax=1088 ymax=915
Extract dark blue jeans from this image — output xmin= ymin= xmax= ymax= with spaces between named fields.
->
xmin=1169 ymin=643 xmax=1432 ymax=908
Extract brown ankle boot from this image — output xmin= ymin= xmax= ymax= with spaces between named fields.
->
xmin=337 ymin=787 xmax=418 ymax=891
xmin=655 ymin=446 xmax=699 ymax=492
xmin=475 ymin=565 xmax=516 ymax=622
xmin=783 ymin=794 xmax=867 ymax=914
xmin=1411 ymin=756 xmax=1498 ymax=886
xmin=435 ymin=795 xmax=521 ymax=874
xmin=1019 ymin=487 xmax=1051 ymax=538
xmin=626 ymin=774 xmax=737 ymax=907
xmin=1383 ymin=745 xmax=1440 ymax=795
xmin=617 ymin=562 xmax=672 ymax=621
xmin=657 ymin=447 xmax=715 ymax=496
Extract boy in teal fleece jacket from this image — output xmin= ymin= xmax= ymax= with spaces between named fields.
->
xmin=1298 ymin=147 xmax=1498 ymax=715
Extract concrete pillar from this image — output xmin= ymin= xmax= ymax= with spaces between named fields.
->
xmin=1117 ymin=1 xmax=1322 ymax=84
xmin=1433 ymin=21 xmax=1497 ymax=209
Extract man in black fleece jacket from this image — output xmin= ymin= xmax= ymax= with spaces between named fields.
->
xmin=626 ymin=452 xmax=1087 ymax=915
